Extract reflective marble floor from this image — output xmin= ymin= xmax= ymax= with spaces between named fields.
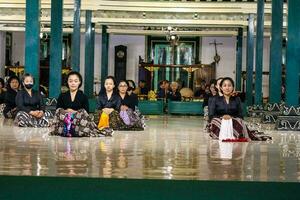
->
xmin=0 ymin=116 xmax=299 ymax=182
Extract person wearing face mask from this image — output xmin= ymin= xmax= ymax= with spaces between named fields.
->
xmin=14 ymin=73 xmax=51 ymax=127
xmin=208 ymin=77 xmax=271 ymax=141
xmin=3 ymin=76 xmax=20 ymax=118
xmin=50 ymin=71 xmax=110 ymax=137
xmin=116 ymin=80 xmax=145 ymax=131
xmin=94 ymin=76 xmax=121 ymax=130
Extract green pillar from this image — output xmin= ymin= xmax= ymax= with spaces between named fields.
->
xmin=154 ymin=70 xmax=158 ymax=91
xmin=25 ymin=0 xmax=40 ymax=90
xmin=176 ymin=67 xmax=180 ymax=80
xmin=84 ymin=11 xmax=95 ymax=98
xmin=235 ymin=28 xmax=243 ymax=91
xmin=246 ymin=14 xmax=255 ymax=106
xmin=286 ymin=0 xmax=300 ymax=106
xmin=101 ymin=25 xmax=109 ymax=84
xmin=49 ymin=0 xmax=63 ymax=98
xmin=71 ymin=0 xmax=81 ymax=72
xmin=269 ymin=0 xmax=283 ymax=103
xmin=254 ymin=0 xmax=265 ymax=105
xmin=166 ymin=67 xmax=170 ymax=81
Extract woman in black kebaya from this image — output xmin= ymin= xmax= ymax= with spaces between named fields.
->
xmin=3 ymin=76 xmax=20 ymax=118
xmin=0 ymin=78 xmax=6 ymax=116
xmin=117 ymin=80 xmax=145 ymax=131
xmin=14 ymin=73 xmax=51 ymax=127
xmin=94 ymin=76 xmax=121 ymax=131
xmin=50 ymin=71 xmax=111 ymax=137
xmin=208 ymin=77 xmax=271 ymax=141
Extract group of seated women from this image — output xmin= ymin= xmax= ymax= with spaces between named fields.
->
xmin=1 ymin=71 xmax=271 ymax=142
xmin=0 ymin=74 xmax=53 ymax=127
xmin=93 ymin=76 xmax=144 ymax=132
xmin=0 ymin=71 xmax=145 ymax=137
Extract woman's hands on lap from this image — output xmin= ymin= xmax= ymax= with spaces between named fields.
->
xmin=222 ymin=115 xmax=232 ymax=120
xmin=120 ymin=105 xmax=128 ymax=111
xmin=29 ymin=110 xmax=44 ymax=118
xmin=66 ymin=108 xmax=77 ymax=113
xmin=103 ymin=108 xmax=114 ymax=115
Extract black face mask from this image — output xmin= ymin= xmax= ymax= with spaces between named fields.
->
xmin=24 ymin=83 xmax=34 ymax=90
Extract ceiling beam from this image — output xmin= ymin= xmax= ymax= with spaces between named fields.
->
xmin=96 ymin=18 xmax=248 ymax=27
xmin=0 ymin=1 xmax=288 ymax=14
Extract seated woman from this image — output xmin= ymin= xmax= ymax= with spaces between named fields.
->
xmin=14 ymin=73 xmax=50 ymax=127
xmin=215 ymin=77 xmax=223 ymax=97
xmin=50 ymin=71 xmax=110 ymax=137
xmin=203 ymin=80 xmax=217 ymax=108
xmin=3 ymin=76 xmax=20 ymax=118
xmin=127 ymin=80 xmax=137 ymax=94
xmin=194 ymin=80 xmax=206 ymax=98
xmin=208 ymin=77 xmax=271 ymax=141
xmin=117 ymin=80 xmax=145 ymax=130
xmin=133 ymin=80 xmax=149 ymax=95
xmin=0 ymin=78 xmax=6 ymax=116
xmin=94 ymin=76 xmax=121 ymax=130
xmin=157 ymin=80 xmax=169 ymax=99
xmin=203 ymin=80 xmax=217 ymax=120
xmin=167 ymin=81 xmax=181 ymax=101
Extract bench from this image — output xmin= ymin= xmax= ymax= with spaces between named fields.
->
xmin=168 ymin=101 xmax=203 ymax=115
xmin=138 ymin=100 xmax=164 ymax=115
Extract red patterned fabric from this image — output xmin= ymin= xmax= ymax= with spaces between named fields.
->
xmin=208 ymin=117 xmax=271 ymax=141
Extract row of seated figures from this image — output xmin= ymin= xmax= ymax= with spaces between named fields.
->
xmin=43 ymin=94 xmax=299 ymax=131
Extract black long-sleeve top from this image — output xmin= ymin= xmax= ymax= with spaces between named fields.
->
xmin=140 ymin=87 xmax=149 ymax=95
xmin=208 ymin=95 xmax=243 ymax=122
xmin=0 ymin=91 xmax=5 ymax=104
xmin=157 ymin=88 xmax=167 ymax=98
xmin=167 ymin=91 xmax=181 ymax=101
xmin=56 ymin=90 xmax=89 ymax=112
xmin=203 ymin=93 xmax=217 ymax=108
xmin=97 ymin=92 xmax=121 ymax=111
xmin=4 ymin=88 xmax=17 ymax=112
xmin=194 ymin=89 xmax=206 ymax=98
xmin=120 ymin=93 xmax=138 ymax=111
xmin=15 ymin=89 xmax=45 ymax=113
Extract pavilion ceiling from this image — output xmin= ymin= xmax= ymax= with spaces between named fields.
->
xmin=0 ymin=0 xmax=287 ymax=36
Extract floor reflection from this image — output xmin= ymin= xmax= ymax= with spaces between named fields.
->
xmin=209 ymin=140 xmax=248 ymax=160
xmin=207 ymin=140 xmax=249 ymax=180
xmin=0 ymin=116 xmax=299 ymax=182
